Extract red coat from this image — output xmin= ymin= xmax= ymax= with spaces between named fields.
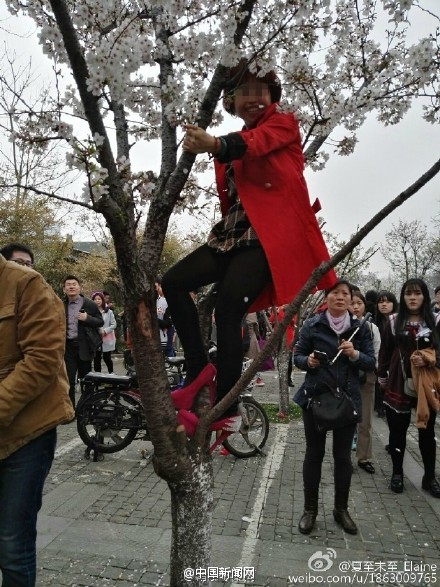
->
xmin=214 ymin=103 xmax=336 ymax=312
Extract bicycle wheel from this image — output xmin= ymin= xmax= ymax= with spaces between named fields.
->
xmin=222 ymin=397 xmax=269 ymax=458
xmin=76 ymin=390 xmax=141 ymax=453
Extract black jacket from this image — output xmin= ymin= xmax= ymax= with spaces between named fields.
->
xmin=293 ymin=311 xmax=375 ymax=416
xmin=64 ymin=295 xmax=103 ymax=361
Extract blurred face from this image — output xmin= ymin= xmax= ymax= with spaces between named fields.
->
xmin=325 ymin=284 xmax=352 ymax=317
xmin=404 ymin=285 xmax=424 ymax=315
xmin=234 ymin=79 xmax=271 ymax=127
xmin=94 ymin=295 xmax=103 ymax=307
xmin=350 ymin=295 xmax=365 ymax=319
xmin=63 ymin=279 xmax=81 ymax=299
xmin=377 ymin=298 xmax=393 ymax=316
xmin=10 ymin=250 xmax=33 ymax=267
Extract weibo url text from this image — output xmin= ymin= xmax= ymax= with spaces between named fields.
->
xmin=289 ymin=572 xmax=437 ymax=584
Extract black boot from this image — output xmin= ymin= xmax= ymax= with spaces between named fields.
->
xmin=333 ymin=489 xmax=357 ymax=534
xmin=298 ymin=489 xmax=319 ymax=535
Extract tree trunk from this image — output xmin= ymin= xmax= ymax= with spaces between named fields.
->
xmin=122 ymin=287 xmax=216 ymax=585
xmin=169 ymin=457 xmax=214 ymax=587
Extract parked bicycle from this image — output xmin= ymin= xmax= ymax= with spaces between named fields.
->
xmin=76 ymin=368 xmax=269 ymax=460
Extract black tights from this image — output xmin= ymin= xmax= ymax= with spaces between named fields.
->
xmin=302 ymin=408 xmax=356 ymax=491
xmin=386 ymin=405 xmax=437 ymax=479
xmin=162 ymin=244 xmax=271 ymax=404
xmin=94 ymin=350 xmax=114 ymax=374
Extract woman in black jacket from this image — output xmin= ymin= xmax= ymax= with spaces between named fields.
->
xmin=294 ymin=280 xmax=375 ymax=535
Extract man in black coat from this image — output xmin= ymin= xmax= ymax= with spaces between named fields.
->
xmin=63 ymin=275 xmax=103 ymax=408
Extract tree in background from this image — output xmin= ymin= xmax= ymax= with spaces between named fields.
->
xmin=2 ymin=1 xmax=440 ymax=584
xmin=322 ymin=224 xmax=379 ymax=284
xmin=382 ymin=219 xmax=440 ymax=289
xmin=0 ymin=50 xmax=79 ymax=215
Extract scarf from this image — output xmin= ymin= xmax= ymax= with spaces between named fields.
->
xmin=326 ymin=310 xmax=351 ymax=335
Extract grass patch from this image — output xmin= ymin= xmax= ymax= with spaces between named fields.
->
xmin=260 ymin=402 xmax=301 ymax=423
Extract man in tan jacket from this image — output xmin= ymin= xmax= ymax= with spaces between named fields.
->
xmin=0 ymin=253 xmax=74 ymax=587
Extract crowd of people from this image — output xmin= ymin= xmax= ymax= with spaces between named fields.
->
xmin=294 ymin=279 xmax=440 ymax=536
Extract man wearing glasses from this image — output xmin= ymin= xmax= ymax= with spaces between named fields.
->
xmin=0 ymin=243 xmax=74 ymax=586
xmin=0 ymin=242 xmax=34 ymax=268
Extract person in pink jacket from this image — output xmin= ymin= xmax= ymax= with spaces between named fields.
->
xmin=163 ymin=59 xmax=335 ymax=426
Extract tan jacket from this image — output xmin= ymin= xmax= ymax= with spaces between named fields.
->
xmin=411 ymin=348 xmax=440 ymax=429
xmin=0 ymin=255 xmax=74 ymax=459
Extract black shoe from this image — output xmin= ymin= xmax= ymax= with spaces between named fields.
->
xmin=288 ymin=378 xmax=295 ymax=387
xmin=298 ymin=510 xmax=317 ymax=534
xmin=333 ymin=509 xmax=358 ymax=534
xmin=422 ymin=477 xmax=440 ymax=498
xmin=385 ymin=444 xmax=390 ymax=453
xmin=390 ymin=473 xmax=404 ymax=493
xmin=358 ymin=461 xmax=375 ymax=474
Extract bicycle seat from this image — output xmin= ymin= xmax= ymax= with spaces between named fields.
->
xmin=82 ymin=372 xmax=133 ymax=387
xmin=165 ymin=356 xmax=186 ymax=367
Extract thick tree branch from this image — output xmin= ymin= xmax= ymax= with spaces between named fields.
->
xmin=47 ymin=0 xmax=125 ymax=214
xmin=141 ymin=0 xmax=258 ymax=275
xmin=112 ymin=101 xmax=131 ymax=161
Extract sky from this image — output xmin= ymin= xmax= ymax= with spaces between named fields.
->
xmin=0 ymin=3 xmax=439 ymax=281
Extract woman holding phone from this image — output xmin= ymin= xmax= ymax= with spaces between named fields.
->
xmin=294 ymin=280 xmax=375 ymax=535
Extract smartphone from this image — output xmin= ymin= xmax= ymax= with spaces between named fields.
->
xmin=313 ymin=350 xmax=328 ymax=364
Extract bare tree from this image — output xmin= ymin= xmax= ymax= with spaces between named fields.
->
xmin=382 ymin=219 xmax=440 ymax=286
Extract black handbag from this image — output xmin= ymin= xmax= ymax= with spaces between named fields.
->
xmin=310 ymin=383 xmax=359 ymax=432
xmin=84 ymin=326 xmax=102 ymax=354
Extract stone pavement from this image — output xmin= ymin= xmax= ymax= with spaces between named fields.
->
xmin=31 ymin=362 xmax=440 ymax=586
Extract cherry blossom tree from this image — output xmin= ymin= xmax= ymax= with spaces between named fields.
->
xmin=382 ymin=219 xmax=440 ymax=285
xmin=3 ymin=1 xmax=440 ymax=584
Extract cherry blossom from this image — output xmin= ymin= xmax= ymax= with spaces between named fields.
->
xmin=3 ymin=1 xmax=438 ymax=201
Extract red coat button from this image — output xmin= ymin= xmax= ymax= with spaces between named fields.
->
xmin=264 ymin=182 xmax=272 ymax=189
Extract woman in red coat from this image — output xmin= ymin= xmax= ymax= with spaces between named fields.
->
xmin=162 ymin=60 xmax=335 ymax=425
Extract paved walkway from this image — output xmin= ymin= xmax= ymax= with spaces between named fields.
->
xmin=33 ymin=364 xmax=440 ymax=586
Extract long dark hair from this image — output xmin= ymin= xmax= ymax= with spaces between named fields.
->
xmin=375 ymin=290 xmax=398 ymax=332
xmin=396 ymin=278 xmax=439 ymax=345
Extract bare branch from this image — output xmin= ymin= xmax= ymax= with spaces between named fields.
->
xmin=204 ymin=155 xmax=440 ymax=422
xmin=3 ymin=183 xmax=95 ymax=210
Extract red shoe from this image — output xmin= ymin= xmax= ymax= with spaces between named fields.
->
xmin=218 ymin=447 xmax=230 ymax=456
xmin=170 ymin=363 xmax=216 ymax=410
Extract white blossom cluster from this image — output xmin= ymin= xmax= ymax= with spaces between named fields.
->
xmin=4 ymin=0 xmax=439 ymax=203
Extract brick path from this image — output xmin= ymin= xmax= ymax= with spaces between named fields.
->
xmin=29 ymin=362 xmax=440 ymax=585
